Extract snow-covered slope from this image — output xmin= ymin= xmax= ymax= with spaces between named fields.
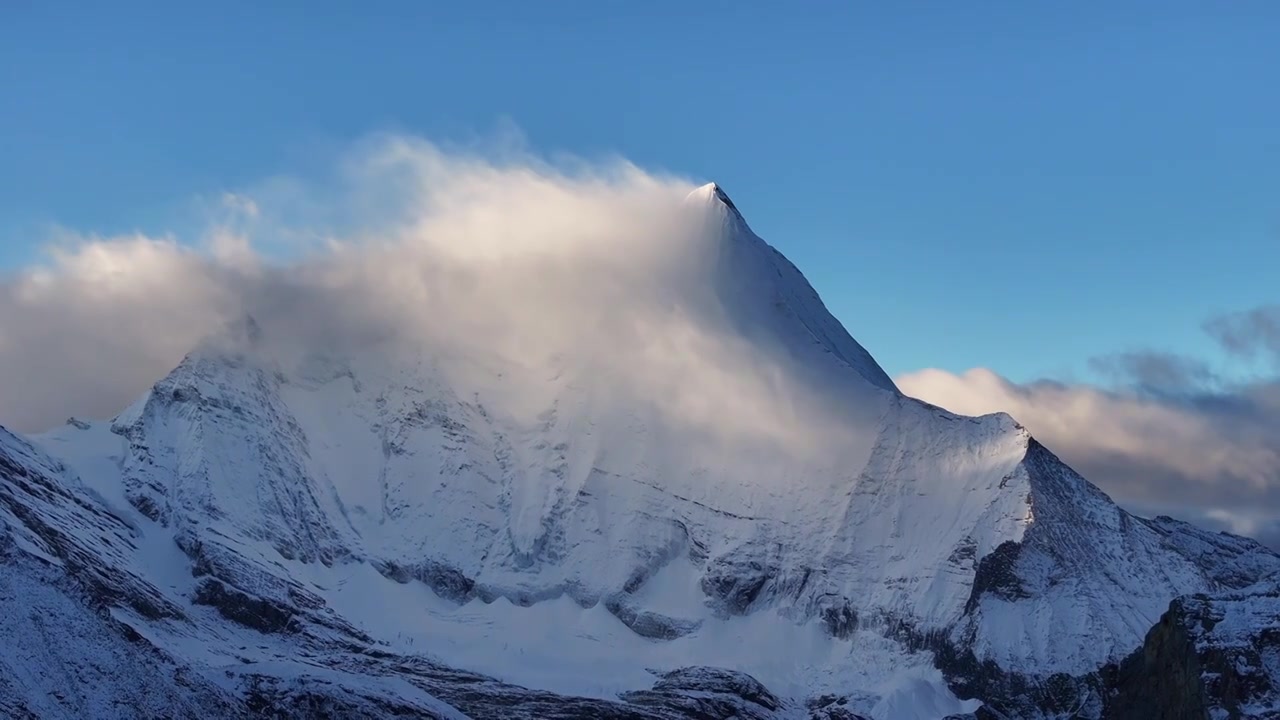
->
xmin=5 ymin=184 xmax=1279 ymax=719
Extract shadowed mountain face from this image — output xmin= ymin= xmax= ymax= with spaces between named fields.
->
xmin=3 ymin=186 xmax=1278 ymax=720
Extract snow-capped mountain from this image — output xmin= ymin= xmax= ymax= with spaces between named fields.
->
xmin=2 ymin=184 xmax=1278 ymax=719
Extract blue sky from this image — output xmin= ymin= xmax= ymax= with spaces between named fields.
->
xmin=3 ymin=1 xmax=1278 ymax=381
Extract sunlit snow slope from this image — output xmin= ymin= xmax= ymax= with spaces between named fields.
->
xmin=5 ymin=184 xmax=1279 ymax=720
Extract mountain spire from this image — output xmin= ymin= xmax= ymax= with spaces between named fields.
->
xmin=686 ymin=182 xmax=743 ymax=218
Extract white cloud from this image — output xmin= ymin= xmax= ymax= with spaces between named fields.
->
xmin=0 ymin=136 xmax=845 ymax=462
xmin=0 ymin=234 xmax=238 ymax=431
xmin=898 ymin=367 xmax=1280 ymax=547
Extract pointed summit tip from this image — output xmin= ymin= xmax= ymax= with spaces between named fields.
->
xmin=686 ymin=182 xmax=742 ymax=216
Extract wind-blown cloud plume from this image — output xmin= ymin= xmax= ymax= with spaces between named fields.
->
xmin=0 ymin=136 xmax=848 ymax=460
xmin=0 ymin=234 xmax=240 ymax=431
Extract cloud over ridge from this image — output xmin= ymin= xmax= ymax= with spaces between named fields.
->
xmin=0 ymin=136 xmax=849 ymax=459
xmin=899 ymin=351 xmax=1280 ymax=548
xmin=6 ymin=133 xmax=1279 ymax=552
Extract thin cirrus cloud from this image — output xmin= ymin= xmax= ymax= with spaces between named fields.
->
xmin=898 ymin=333 xmax=1280 ymax=550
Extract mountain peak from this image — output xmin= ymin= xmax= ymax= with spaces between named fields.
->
xmin=686 ymin=182 xmax=742 ymax=217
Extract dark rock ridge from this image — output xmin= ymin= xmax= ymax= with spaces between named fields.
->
xmin=193 ymin=578 xmax=301 ymax=635
xmin=1107 ymin=584 xmax=1280 ymax=719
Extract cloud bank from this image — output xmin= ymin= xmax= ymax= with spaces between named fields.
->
xmin=0 ymin=136 xmax=851 ymax=460
xmin=899 ymin=333 xmax=1280 ymax=548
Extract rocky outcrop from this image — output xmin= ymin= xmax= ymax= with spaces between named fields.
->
xmin=621 ymin=667 xmax=783 ymax=720
xmin=808 ymin=694 xmax=872 ymax=719
xmin=193 ymin=578 xmax=300 ymax=634
xmin=374 ymin=558 xmax=476 ymax=603
xmin=1107 ymin=586 xmax=1280 ymax=720
xmin=604 ymin=594 xmax=703 ymax=640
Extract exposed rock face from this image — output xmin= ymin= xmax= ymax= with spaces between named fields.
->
xmin=1108 ymin=585 xmax=1280 ymax=720
xmin=192 ymin=578 xmax=301 ymax=635
xmin=1107 ymin=603 xmax=1208 ymax=719
xmin=808 ymin=693 xmax=873 ymax=719
xmin=620 ymin=667 xmax=783 ymax=720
